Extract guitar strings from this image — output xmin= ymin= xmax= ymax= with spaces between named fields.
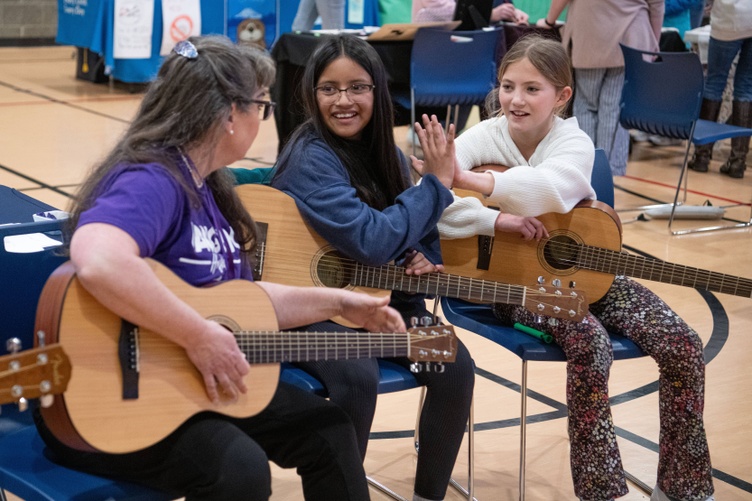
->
xmin=541 ymin=239 xmax=752 ymax=295
xmin=255 ymin=246 xmax=582 ymax=306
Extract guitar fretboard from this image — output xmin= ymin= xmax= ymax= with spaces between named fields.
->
xmin=569 ymin=242 xmax=752 ymax=298
xmin=350 ymin=260 xmax=528 ymax=304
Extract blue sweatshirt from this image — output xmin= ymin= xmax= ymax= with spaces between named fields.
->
xmin=272 ymin=130 xmax=454 ymax=268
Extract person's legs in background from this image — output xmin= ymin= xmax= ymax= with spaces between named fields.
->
xmin=292 ymin=0 xmax=320 ymax=32
xmin=689 ymin=37 xmax=744 ymax=174
xmin=719 ymin=37 xmax=752 ymax=178
xmin=316 ymin=0 xmax=346 ymax=29
xmin=574 ymin=67 xmax=629 ymax=176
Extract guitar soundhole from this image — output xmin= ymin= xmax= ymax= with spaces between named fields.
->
xmin=314 ymin=250 xmax=352 ymax=289
xmin=543 ymin=235 xmax=578 ymax=271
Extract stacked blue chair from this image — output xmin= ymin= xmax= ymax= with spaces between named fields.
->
xmin=393 ymin=27 xmax=501 ymax=155
xmin=0 ymin=189 xmax=173 ymax=501
xmin=439 ymin=149 xmax=647 ymax=500
xmin=619 ymin=43 xmax=752 ymax=234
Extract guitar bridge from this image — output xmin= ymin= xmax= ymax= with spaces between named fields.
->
xmin=252 ymin=221 xmax=268 ymax=281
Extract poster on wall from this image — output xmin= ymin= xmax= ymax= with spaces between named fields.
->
xmin=160 ymin=0 xmax=202 ymax=55
xmin=228 ymin=0 xmax=277 ymax=50
xmin=113 ymin=0 xmax=155 ymax=59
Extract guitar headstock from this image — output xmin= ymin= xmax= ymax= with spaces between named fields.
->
xmin=524 ymin=284 xmax=588 ymax=322
xmin=0 ymin=344 xmax=71 ymax=410
xmin=407 ymin=325 xmax=457 ymax=363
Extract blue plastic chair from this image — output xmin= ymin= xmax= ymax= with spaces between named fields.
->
xmin=280 ymin=358 xmax=476 ymax=501
xmin=438 ymin=150 xmax=647 ymax=500
xmin=393 ymin=27 xmax=501 ymax=155
xmin=0 ymin=196 xmax=173 ymax=501
xmin=619 ymin=43 xmax=752 ymax=234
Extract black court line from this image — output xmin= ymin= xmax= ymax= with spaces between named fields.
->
xmin=0 ymin=80 xmax=131 ymax=124
xmin=615 ymin=184 xmax=749 ymax=224
xmin=0 ymin=162 xmax=74 ymax=199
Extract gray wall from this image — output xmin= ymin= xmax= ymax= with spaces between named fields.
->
xmin=0 ymin=0 xmax=57 ymax=42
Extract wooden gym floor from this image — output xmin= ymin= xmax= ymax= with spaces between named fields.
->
xmin=1 ymin=46 xmax=750 ymax=501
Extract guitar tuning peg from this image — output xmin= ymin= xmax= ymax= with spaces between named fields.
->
xmin=552 ymin=278 xmax=562 ymax=287
xmin=18 ymin=397 xmax=28 ymax=413
xmin=410 ymin=317 xmax=419 ymax=328
xmin=6 ymin=337 xmax=21 ymax=354
xmin=37 ymin=330 xmax=46 ymax=346
xmin=537 ymin=276 xmax=546 ymax=284
xmin=409 ymin=362 xmax=423 ymax=373
xmin=420 ymin=316 xmax=433 ymax=327
xmin=40 ymin=394 xmax=54 ymax=408
xmin=569 ymin=290 xmax=578 ymax=298
xmin=569 ymin=280 xmax=577 ymax=289
xmin=434 ymin=362 xmax=445 ymax=373
xmin=424 ymin=362 xmax=432 ymax=372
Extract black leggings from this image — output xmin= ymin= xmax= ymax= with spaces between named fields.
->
xmin=36 ymin=383 xmax=369 ymax=501
xmin=295 ymin=303 xmax=475 ymax=501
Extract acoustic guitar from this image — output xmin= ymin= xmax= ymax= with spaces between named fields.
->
xmin=34 ymin=259 xmax=457 ymax=454
xmin=0 ymin=343 xmax=70 ymax=408
xmin=440 ymin=199 xmax=752 ymax=303
xmin=235 ymin=184 xmax=588 ymax=323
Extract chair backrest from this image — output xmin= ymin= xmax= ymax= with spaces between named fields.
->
xmin=410 ymin=28 xmax=500 ymax=107
xmin=619 ymin=43 xmax=704 ymax=139
xmin=591 ymin=148 xmax=615 ymax=208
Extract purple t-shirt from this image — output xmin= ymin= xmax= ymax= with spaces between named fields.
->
xmin=78 ymin=162 xmax=252 ymax=286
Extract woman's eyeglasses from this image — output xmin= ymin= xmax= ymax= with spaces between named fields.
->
xmin=251 ymin=99 xmax=276 ymax=121
xmin=314 ymin=83 xmax=376 ymax=103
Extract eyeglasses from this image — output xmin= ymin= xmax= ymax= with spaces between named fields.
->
xmin=314 ymin=83 xmax=376 ymax=103
xmin=251 ymin=99 xmax=276 ymax=121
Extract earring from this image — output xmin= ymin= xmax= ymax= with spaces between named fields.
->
xmin=229 ymin=129 xmax=234 ymax=135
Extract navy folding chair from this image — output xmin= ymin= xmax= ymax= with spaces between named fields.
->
xmin=438 ymin=150 xmax=647 ymax=500
xmin=281 ymin=359 xmax=476 ymax=501
xmin=619 ymin=43 xmax=752 ymax=234
xmin=393 ymin=27 xmax=501 ymax=155
xmin=0 ymin=189 xmax=174 ymax=501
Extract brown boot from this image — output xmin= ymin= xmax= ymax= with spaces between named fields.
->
xmin=720 ymin=100 xmax=752 ymax=179
xmin=688 ymin=99 xmax=723 ymax=172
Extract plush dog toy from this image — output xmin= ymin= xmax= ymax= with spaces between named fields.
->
xmin=237 ymin=18 xmax=266 ymax=50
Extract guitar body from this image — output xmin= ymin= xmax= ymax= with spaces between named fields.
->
xmin=441 ymin=200 xmax=623 ymax=304
xmin=237 ymin=184 xmax=389 ymax=326
xmin=35 ymin=260 xmax=281 ymax=454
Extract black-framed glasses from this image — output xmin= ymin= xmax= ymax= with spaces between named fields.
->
xmin=251 ymin=99 xmax=276 ymax=121
xmin=314 ymin=83 xmax=376 ymax=103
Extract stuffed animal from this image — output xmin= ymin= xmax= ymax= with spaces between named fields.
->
xmin=237 ymin=18 xmax=266 ymax=50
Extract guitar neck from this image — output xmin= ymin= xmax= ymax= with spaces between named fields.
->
xmin=350 ymin=261 xmax=528 ymax=305
xmin=236 ymin=330 xmax=410 ymax=364
xmin=577 ymin=244 xmax=752 ymax=298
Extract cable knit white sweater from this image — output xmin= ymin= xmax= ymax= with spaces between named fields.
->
xmin=439 ymin=115 xmax=596 ymax=239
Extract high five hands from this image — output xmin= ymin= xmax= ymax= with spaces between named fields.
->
xmin=410 ymin=114 xmax=459 ymax=190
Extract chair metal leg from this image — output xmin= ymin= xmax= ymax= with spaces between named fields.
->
xmin=520 ymin=359 xmax=528 ymax=501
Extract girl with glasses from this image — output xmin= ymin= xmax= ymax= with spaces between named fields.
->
xmin=272 ymin=34 xmax=475 ymax=501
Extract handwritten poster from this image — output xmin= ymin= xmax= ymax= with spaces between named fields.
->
xmin=113 ymin=0 xmax=154 ymax=59
xmin=160 ymin=0 xmax=202 ymax=56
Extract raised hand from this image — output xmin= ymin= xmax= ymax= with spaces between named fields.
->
xmin=403 ymin=249 xmax=445 ymax=276
xmin=412 ymin=114 xmax=456 ymax=189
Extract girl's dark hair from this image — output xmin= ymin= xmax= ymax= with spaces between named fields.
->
xmin=274 ymin=35 xmax=407 ymax=209
xmin=68 ymin=36 xmax=276 ymax=258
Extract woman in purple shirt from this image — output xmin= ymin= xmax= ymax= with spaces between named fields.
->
xmin=34 ymin=35 xmax=405 ymax=501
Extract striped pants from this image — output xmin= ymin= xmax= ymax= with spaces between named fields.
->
xmin=574 ymin=67 xmax=630 ymax=176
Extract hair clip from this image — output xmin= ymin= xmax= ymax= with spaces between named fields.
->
xmin=173 ymin=40 xmax=198 ymax=59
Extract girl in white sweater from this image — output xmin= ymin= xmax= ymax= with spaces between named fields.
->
xmin=415 ymin=35 xmax=714 ymax=501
